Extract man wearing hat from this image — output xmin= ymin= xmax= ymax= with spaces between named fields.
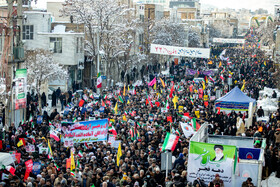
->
xmin=212 ymin=145 xmax=224 ymax=161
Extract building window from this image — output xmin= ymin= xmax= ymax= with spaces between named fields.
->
xmin=22 ymin=25 xmax=34 ymax=40
xmin=76 ymin=37 xmax=84 ymax=53
xmin=50 ymin=37 xmax=62 ymax=53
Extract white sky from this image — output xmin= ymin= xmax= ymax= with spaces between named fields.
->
xmin=200 ymin=0 xmax=277 ymax=13
xmin=33 ymin=0 xmax=278 ymax=13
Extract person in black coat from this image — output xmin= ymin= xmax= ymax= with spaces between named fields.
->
xmin=173 ymin=153 xmax=185 ymax=169
xmin=41 ymin=92 xmax=46 ymax=107
xmin=51 ymin=91 xmax=56 ymax=107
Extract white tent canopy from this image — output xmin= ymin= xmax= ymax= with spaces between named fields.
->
xmin=0 ymin=153 xmax=14 ymax=167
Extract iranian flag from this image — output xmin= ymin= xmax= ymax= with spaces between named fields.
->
xmin=209 ymin=76 xmax=215 ymax=83
xmin=164 ymin=100 xmax=169 ymax=110
xmin=216 ymin=107 xmax=221 ymax=115
xmin=50 ymin=130 xmax=60 ymax=141
xmin=54 ymin=162 xmax=60 ymax=171
xmin=191 ymin=118 xmax=200 ymax=131
xmin=78 ymin=150 xmax=83 ymax=158
xmin=6 ymin=166 xmax=16 ymax=176
xmin=220 ymin=74 xmax=224 ymax=81
xmin=108 ymin=125 xmax=117 ymax=135
xmin=76 ymin=159 xmax=82 ymax=169
xmin=161 ymin=132 xmax=179 ymax=152
xmin=97 ymin=72 xmax=102 ymax=88
xmin=103 ymin=95 xmax=107 ymax=100
xmin=71 ymin=171 xmax=76 ymax=177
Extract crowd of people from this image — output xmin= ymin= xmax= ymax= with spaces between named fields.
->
xmin=0 ymin=30 xmax=280 ymax=187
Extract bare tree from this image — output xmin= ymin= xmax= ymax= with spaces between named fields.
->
xmin=24 ymin=49 xmax=67 ymax=113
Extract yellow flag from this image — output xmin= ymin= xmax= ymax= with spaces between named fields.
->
xmin=202 ymin=81 xmax=205 ymax=90
xmin=117 ymin=142 xmax=122 ymax=167
xmin=159 ymin=77 xmax=165 ymax=88
xmin=229 ymin=71 xmax=233 ymax=75
xmin=114 ymin=102 xmax=118 ymax=114
xmin=17 ymin=140 xmax=23 ymax=147
xmin=172 ymin=95 xmax=179 ymax=109
xmin=195 ymin=111 xmax=200 ymax=118
xmin=48 ymin=139 xmax=53 ymax=156
xmin=153 ymin=83 xmax=156 ymax=90
xmin=123 ymin=84 xmax=126 ymax=96
xmin=219 ymin=61 xmax=222 ymax=68
xmin=264 ymin=61 xmax=266 ymax=66
xmin=241 ymin=81 xmax=245 ymax=91
xmin=127 ymin=99 xmax=130 ymax=104
xmin=70 ymin=149 xmax=75 ymax=171
xmin=128 ymin=86 xmax=130 ymax=92
xmin=123 ymin=115 xmax=127 ymax=121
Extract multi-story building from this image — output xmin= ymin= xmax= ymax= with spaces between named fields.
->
xmin=202 ymin=10 xmax=238 ymax=38
xmin=22 ymin=11 xmax=84 ymax=91
xmin=169 ymin=0 xmax=201 ymax=20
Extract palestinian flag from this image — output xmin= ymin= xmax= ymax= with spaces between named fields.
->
xmin=97 ymin=72 xmax=102 ymax=88
xmin=161 ymin=132 xmax=179 ymax=152
xmin=78 ymin=150 xmax=83 ymax=158
xmin=191 ymin=118 xmax=200 ymax=131
xmin=118 ymin=96 xmax=124 ymax=103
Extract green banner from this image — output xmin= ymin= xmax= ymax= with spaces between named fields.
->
xmin=15 ymin=69 xmax=27 ymax=110
xmin=188 ymin=142 xmax=236 ymax=187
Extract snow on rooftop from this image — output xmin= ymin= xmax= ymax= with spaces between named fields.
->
xmin=53 ymin=25 xmax=66 ymax=33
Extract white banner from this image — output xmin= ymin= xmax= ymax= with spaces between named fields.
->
xmin=180 ymin=122 xmax=195 ymax=137
xmin=213 ymin=38 xmax=245 ymax=44
xmin=150 ymin=44 xmax=210 ymax=58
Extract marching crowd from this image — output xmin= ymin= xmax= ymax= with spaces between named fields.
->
xmin=0 ymin=31 xmax=280 ymax=187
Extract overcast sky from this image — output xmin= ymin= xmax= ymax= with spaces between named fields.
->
xmin=33 ymin=0 xmax=278 ymax=13
xmin=200 ymin=0 xmax=277 ymax=13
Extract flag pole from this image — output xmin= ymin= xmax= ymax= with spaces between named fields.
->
xmin=166 ymin=151 xmax=168 ymax=178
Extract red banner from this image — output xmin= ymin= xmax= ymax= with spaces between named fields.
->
xmin=25 ymin=159 xmax=33 ymax=173
xmin=15 ymin=153 xmax=21 ymax=163
xmin=24 ymin=159 xmax=33 ymax=181
xmin=167 ymin=116 xmax=172 ymax=123
xmin=66 ymin=158 xmax=71 ymax=169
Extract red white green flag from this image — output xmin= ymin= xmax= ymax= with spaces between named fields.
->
xmin=97 ymin=72 xmax=102 ymax=88
xmin=161 ymin=132 xmax=179 ymax=151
